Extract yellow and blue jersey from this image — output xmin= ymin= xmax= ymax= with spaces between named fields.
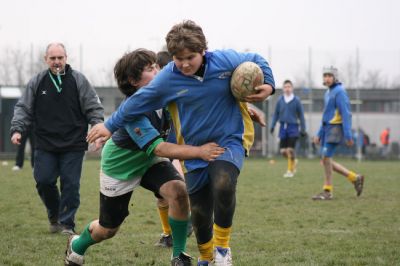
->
xmin=317 ymin=83 xmax=352 ymax=141
xmin=105 ymin=49 xmax=275 ymax=173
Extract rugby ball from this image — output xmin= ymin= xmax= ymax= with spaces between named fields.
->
xmin=230 ymin=62 xmax=264 ymax=102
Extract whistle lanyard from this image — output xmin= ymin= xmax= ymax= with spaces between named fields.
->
xmin=48 ymin=71 xmax=63 ymax=93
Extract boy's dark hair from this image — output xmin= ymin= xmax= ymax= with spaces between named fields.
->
xmin=114 ymin=49 xmax=156 ymax=96
xmin=283 ymin=79 xmax=293 ymax=86
xmin=156 ymin=51 xmax=172 ymax=69
xmin=165 ymin=20 xmax=208 ymax=56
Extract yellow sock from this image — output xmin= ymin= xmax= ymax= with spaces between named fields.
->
xmin=347 ymin=171 xmax=357 ymax=183
xmin=198 ymin=239 xmax=213 ymax=262
xmin=287 ymin=157 xmax=293 ymax=172
xmin=157 ymin=205 xmax=171 ymax=235
xmin=213 ymin=224 xmax=232 ymax=248
xmin=323 ymin=185 xmax=333 ymax=192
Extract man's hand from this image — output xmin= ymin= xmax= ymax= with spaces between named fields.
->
xmin=11 ymin=132 xmax=22 ymax=145
xmin=89 ymin=138 xmax=106 ymax=152
xmin=198 ymin=142 xmax=225 ymax=161
xmin=346 ymin=139 xmax=354 ymax=147
xmin=313 ymin=136 xmax=320 ymax=145
xmin=245 ymin=84 xmax=273 ymax=103
xmin=87 ymin=123 xmax=112 ymax=144
xmin=247 ymin=105 xmax=266 ymax=127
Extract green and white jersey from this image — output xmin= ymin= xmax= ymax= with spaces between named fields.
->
xmin=101 ymin=111 xmax=169 ymax=181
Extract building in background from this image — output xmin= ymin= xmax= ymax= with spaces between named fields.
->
xmin=1 ymin=86 xmax=399 ymax=159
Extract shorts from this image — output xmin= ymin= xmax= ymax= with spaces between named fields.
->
xmin=321 ymin=142 xmax=338 ymax=158
xmin=99 ymin=161 xmax=183 ymax=228
xmin=279 ymin=137 xmax=298 ymax=149
xmin=185 ymin=160 xmax=240 ymax=195
xmin=320 ymin=124 xmax=343 ymax=158
xmin=279 ymin=123 xmax=299 ymax=139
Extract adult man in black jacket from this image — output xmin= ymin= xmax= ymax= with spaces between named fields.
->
xmin=10 ymin=43 xmax=104 ymax=234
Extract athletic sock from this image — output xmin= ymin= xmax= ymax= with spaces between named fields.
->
xmin=158 ymin=205 xmax=172 ymax=235
xmin=213 ymin=224 xmax=232 ymax=249
xmin=71 ymin=223 xmax=96 ymax=256
xmin=347 ymin=171 xmax=357 ymax=183
xmin=323 ymin=185 xmax=333 ymax=192
xmin=287 ymin=157 xmax=293 ymax=172
xmin=168 ymin=217 xmax=188 ymax=257
xmin=198 ymin=239 xmax=214 ymax=262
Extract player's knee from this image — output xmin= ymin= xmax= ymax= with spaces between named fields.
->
xmin=165 ymin=180 xmax=188 ymax=203
xmin=322 ymin=157 xmax=331 ymax=164
xmin=91 ymin=221 xmax=119 ymax=241
xmin=214 ymin=175 xmax=235 ymax=208
xmin=280 ymin=149 xmax=287 ymax=156
xmin=157 ymin=197 xmax=168 ymax=208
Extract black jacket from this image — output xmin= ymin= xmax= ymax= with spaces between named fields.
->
xmin=11 ymin=65 xmax=104 ymax=152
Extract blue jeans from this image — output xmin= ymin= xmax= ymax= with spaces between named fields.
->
xmin=33 ymin=149 xmax=85 ymax=229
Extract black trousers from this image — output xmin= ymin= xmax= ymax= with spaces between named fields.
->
xmin=15 ymin=130 xmax=35 ymax=168
xmin=188 ymin=160 xmax=239 ymax=244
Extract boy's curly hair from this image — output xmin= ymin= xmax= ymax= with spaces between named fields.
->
xmin=114 ymin=49 xmax=156 ymax=96
xmin=166 ymin=20 xmax=208 ymax=56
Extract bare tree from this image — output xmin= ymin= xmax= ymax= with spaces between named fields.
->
xmin=341 ymin=56 xmax=357 ymax=88
xmin=0 ymin=47 xmax=14 ymax=85
xmin=361 ymin=69 xmax=388 ymax=89
xmin=10 ymin=47 xmax=27 ymax=86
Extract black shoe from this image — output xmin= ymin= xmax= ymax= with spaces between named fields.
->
xmin=155 ymin=233 xmax=173 ymax=248
xmin=312 ymin=190 xmax=333 ymax=200
xmin=171 ymin=252 xmax=193 ymax=266
xmin=64 ymin=235 xmax=84 ymax=266
xmin=61 ymin=225 xmax=76 ymax=236
xmin=49 ymin=222 xmax=62 ymax=233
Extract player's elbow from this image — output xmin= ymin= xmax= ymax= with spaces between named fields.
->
xmin=153 ymin=143 xmax=165 ymax=157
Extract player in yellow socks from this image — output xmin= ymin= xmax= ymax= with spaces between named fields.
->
xmin=154 ymin=51 xmax=193 ymax=248
xmin=270 ymin=80 xmax=306 ymax=178
xmin=312 ymin=66 xmax=364 ymax=200
xmin=87 ymin=21 xmax=275 ymax=265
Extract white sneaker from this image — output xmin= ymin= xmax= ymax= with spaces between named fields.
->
xmin=12 ymin=166 xmax=21 ymax=171
xmin=283 ymin=171 xmax=294 ymax=178
xmin=213 ymin=247 xmax=232 ymax=266
xmin=65 ymin=235 xmax=84 ymax=265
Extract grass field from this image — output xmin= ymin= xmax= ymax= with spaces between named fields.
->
xmin=0 ymin=158 xmax=399 ymax=266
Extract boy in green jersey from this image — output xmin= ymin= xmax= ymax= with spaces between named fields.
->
xmin=64 ymin=49 xmax=224 ymax=266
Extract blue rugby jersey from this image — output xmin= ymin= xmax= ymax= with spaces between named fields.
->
xmin=317 ymin=83 xmax=352 ymax=141
xmin=270 ymin=95 xmax=306 ymax=133
xmin=105 ymin=49 xmax=275 ymax=172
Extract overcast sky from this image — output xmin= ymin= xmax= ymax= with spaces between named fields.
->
xmin=1 ymin=0 xmax=399 ymax=86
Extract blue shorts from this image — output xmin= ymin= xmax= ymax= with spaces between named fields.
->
xmin=184 ymin=144 xmax=244 ymax=194
xmin=321 ymin=142 xmax=338 ymax=158
xmin=320 ymin=124 xmax=343 ymax=158
xmin=279 ymin=123 xmax=299 ymax=139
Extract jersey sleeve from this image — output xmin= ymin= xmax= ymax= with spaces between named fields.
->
xmin=124 ymin=115 xmax=164 ymax=156
xmin=270 ymin=98 xmax=281 ymax=130
xmin=105 ymin=69 xmax=177 ymax=133
xmin=336 ymin=91 xmax=352 ymax=141
xmin=296 ymin=98 xmax=306 ymax=132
